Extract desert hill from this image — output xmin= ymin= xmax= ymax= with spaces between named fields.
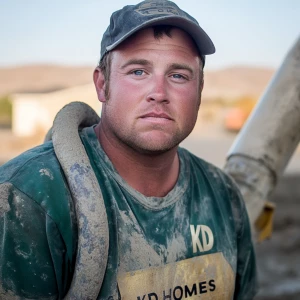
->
xmin=0 ymin=65 xmax=94 ymax=96
xmin=203 ymin=66 xmax=274 ymax=100
xmin=0 ymin=64 xmax=275 ymax=100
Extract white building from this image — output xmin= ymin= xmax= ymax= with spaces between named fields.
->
xmin=11 ymin=83 xmax=101 ymax=137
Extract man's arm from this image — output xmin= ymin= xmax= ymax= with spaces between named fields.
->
xmin=0 ymin=183 xmax=63 ymax=298
xmin=0 ymin=146 xmax=77 ymax=299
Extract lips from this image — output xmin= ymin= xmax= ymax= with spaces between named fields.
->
xmin=140 ymin=112 xmax=173 ymax=120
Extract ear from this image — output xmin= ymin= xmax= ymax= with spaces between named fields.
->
xmin=93 ymin=67 xmax=107 ymax=103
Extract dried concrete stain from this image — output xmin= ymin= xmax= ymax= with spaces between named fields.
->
xmin=39 ymin=169 xmax=54 ymax=180
xmin=164 ymin=234 xmax=186 ymax=264
xmin=11 ymin=194 xmax=25 ymax=222
xmin=0 ymin=283 xmax=56 ymax=300
xmin=41 ymin=273 xmax=48 ymax=281
xmin=118 ymin=199 xmax=189 ymax=275
xmin=0 ymin=182 xmax=12 ymax=216
xmin=118 ymin=209 xmax=162 ymax=274
xmin=14 ymin=244 xmax=32 ymax=260
xmin=0 ymin=285 xmax=23 ymax=300
xmin=158 ymin=199 xmax=189 ymax=264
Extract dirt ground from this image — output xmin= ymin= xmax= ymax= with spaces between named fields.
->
xmin=0 ymin=127 xmax=299 ymax=299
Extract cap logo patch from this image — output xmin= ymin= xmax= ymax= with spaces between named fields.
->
xmin=135 ymin=1 xmax=180 ymax=16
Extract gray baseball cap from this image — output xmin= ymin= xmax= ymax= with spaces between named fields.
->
xmin=100 ymin=0 xmax=215 ymax=64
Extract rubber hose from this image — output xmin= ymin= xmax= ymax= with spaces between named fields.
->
xmin=49 ymin=102 xmax=109 ymax=299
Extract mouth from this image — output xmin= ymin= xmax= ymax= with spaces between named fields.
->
xmin=140 ymin=112 xmax=173 ymax=121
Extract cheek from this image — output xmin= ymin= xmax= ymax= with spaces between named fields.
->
xmin=105 ymin=82 xmax=139 ymax=120
xmin=110 ymin=75 xmax=144 ymax=102
xmin=176 ymin=89 xmax=200 ymax=126
xmin=177 ymin=87 xmax=200 ymax=110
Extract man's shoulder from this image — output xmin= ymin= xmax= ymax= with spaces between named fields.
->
xmin=179 ymin=147 xmax=230 ymax=185
xmin=179 ymin=147 xmax=245 ymax=210
xmin=0 ymin=141 xmax=59 ymax=184
xmin=0 ymin=141 xmax=71 ymax=218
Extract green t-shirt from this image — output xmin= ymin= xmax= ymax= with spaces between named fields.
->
xmin=0 ymin=126 xmax=257 ymax=299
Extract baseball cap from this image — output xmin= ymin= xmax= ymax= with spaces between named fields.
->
xmin=100 ymin=0 xmax=215 ymax=65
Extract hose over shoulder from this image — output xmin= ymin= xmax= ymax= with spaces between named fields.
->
xmin=49 ymin=102 xmax=109 ymax=299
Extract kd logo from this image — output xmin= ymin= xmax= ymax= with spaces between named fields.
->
xmin=190 ymin=225 xmax=214 ymax=253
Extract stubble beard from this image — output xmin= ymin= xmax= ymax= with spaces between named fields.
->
xmin=120 ymin=126 xmax=190 ymax=155
xmin=103 ymin=109 xmax=197 ymax=156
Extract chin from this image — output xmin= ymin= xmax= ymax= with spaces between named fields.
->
xmin=127 ymin=137 xmax=183 ymax=155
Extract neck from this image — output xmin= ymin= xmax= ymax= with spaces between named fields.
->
xmin=94 ymin=123 xmax=180 ymax=197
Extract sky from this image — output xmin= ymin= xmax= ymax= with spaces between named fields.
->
xmin=0 ymin=0 xmax=299 ymax=70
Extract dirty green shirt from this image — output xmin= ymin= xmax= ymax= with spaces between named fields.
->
xmin=0 ymin=126 xmax=257 ymax=299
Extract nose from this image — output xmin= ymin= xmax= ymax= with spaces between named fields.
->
xmin=146 ymin=75 xmax=169 ymax=104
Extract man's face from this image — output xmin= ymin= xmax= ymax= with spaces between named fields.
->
xmin=95 ymin=27 xmax=203 ymax=154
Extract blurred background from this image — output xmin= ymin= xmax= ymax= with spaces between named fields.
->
xmin=0 ymin=1 xmax=299 ymax=299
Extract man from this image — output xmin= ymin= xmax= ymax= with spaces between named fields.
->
xmin=0 ymin=0 xmax=257 ymax=299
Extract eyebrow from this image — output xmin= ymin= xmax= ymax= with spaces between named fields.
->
xmin=120 ymin=60 xmax=195 ymax=75
xmin=120 ymin=59 xmax=151 ymax=69
xmin=168 ymin=63 xmax=194 ymax=75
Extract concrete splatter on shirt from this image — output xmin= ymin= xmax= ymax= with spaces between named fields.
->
xmin=0 ymin=126 xmax=257 ymax=299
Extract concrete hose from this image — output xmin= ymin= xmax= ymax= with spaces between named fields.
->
xmin=224 ymin=36 xmax=300 ymax=236
xmin=48 ymin=101 xmax=109 ymax=299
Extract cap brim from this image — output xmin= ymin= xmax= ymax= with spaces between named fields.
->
xmin=106 ymin=16 xmax=215 ymax=56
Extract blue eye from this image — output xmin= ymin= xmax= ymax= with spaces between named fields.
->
xmin=172 ymin=74 xmax=183 ymax=79
xmin=133 ymin=70 xmax=144 ymax=76
xmin=172 ymin=73 xmax=188 ymax=80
